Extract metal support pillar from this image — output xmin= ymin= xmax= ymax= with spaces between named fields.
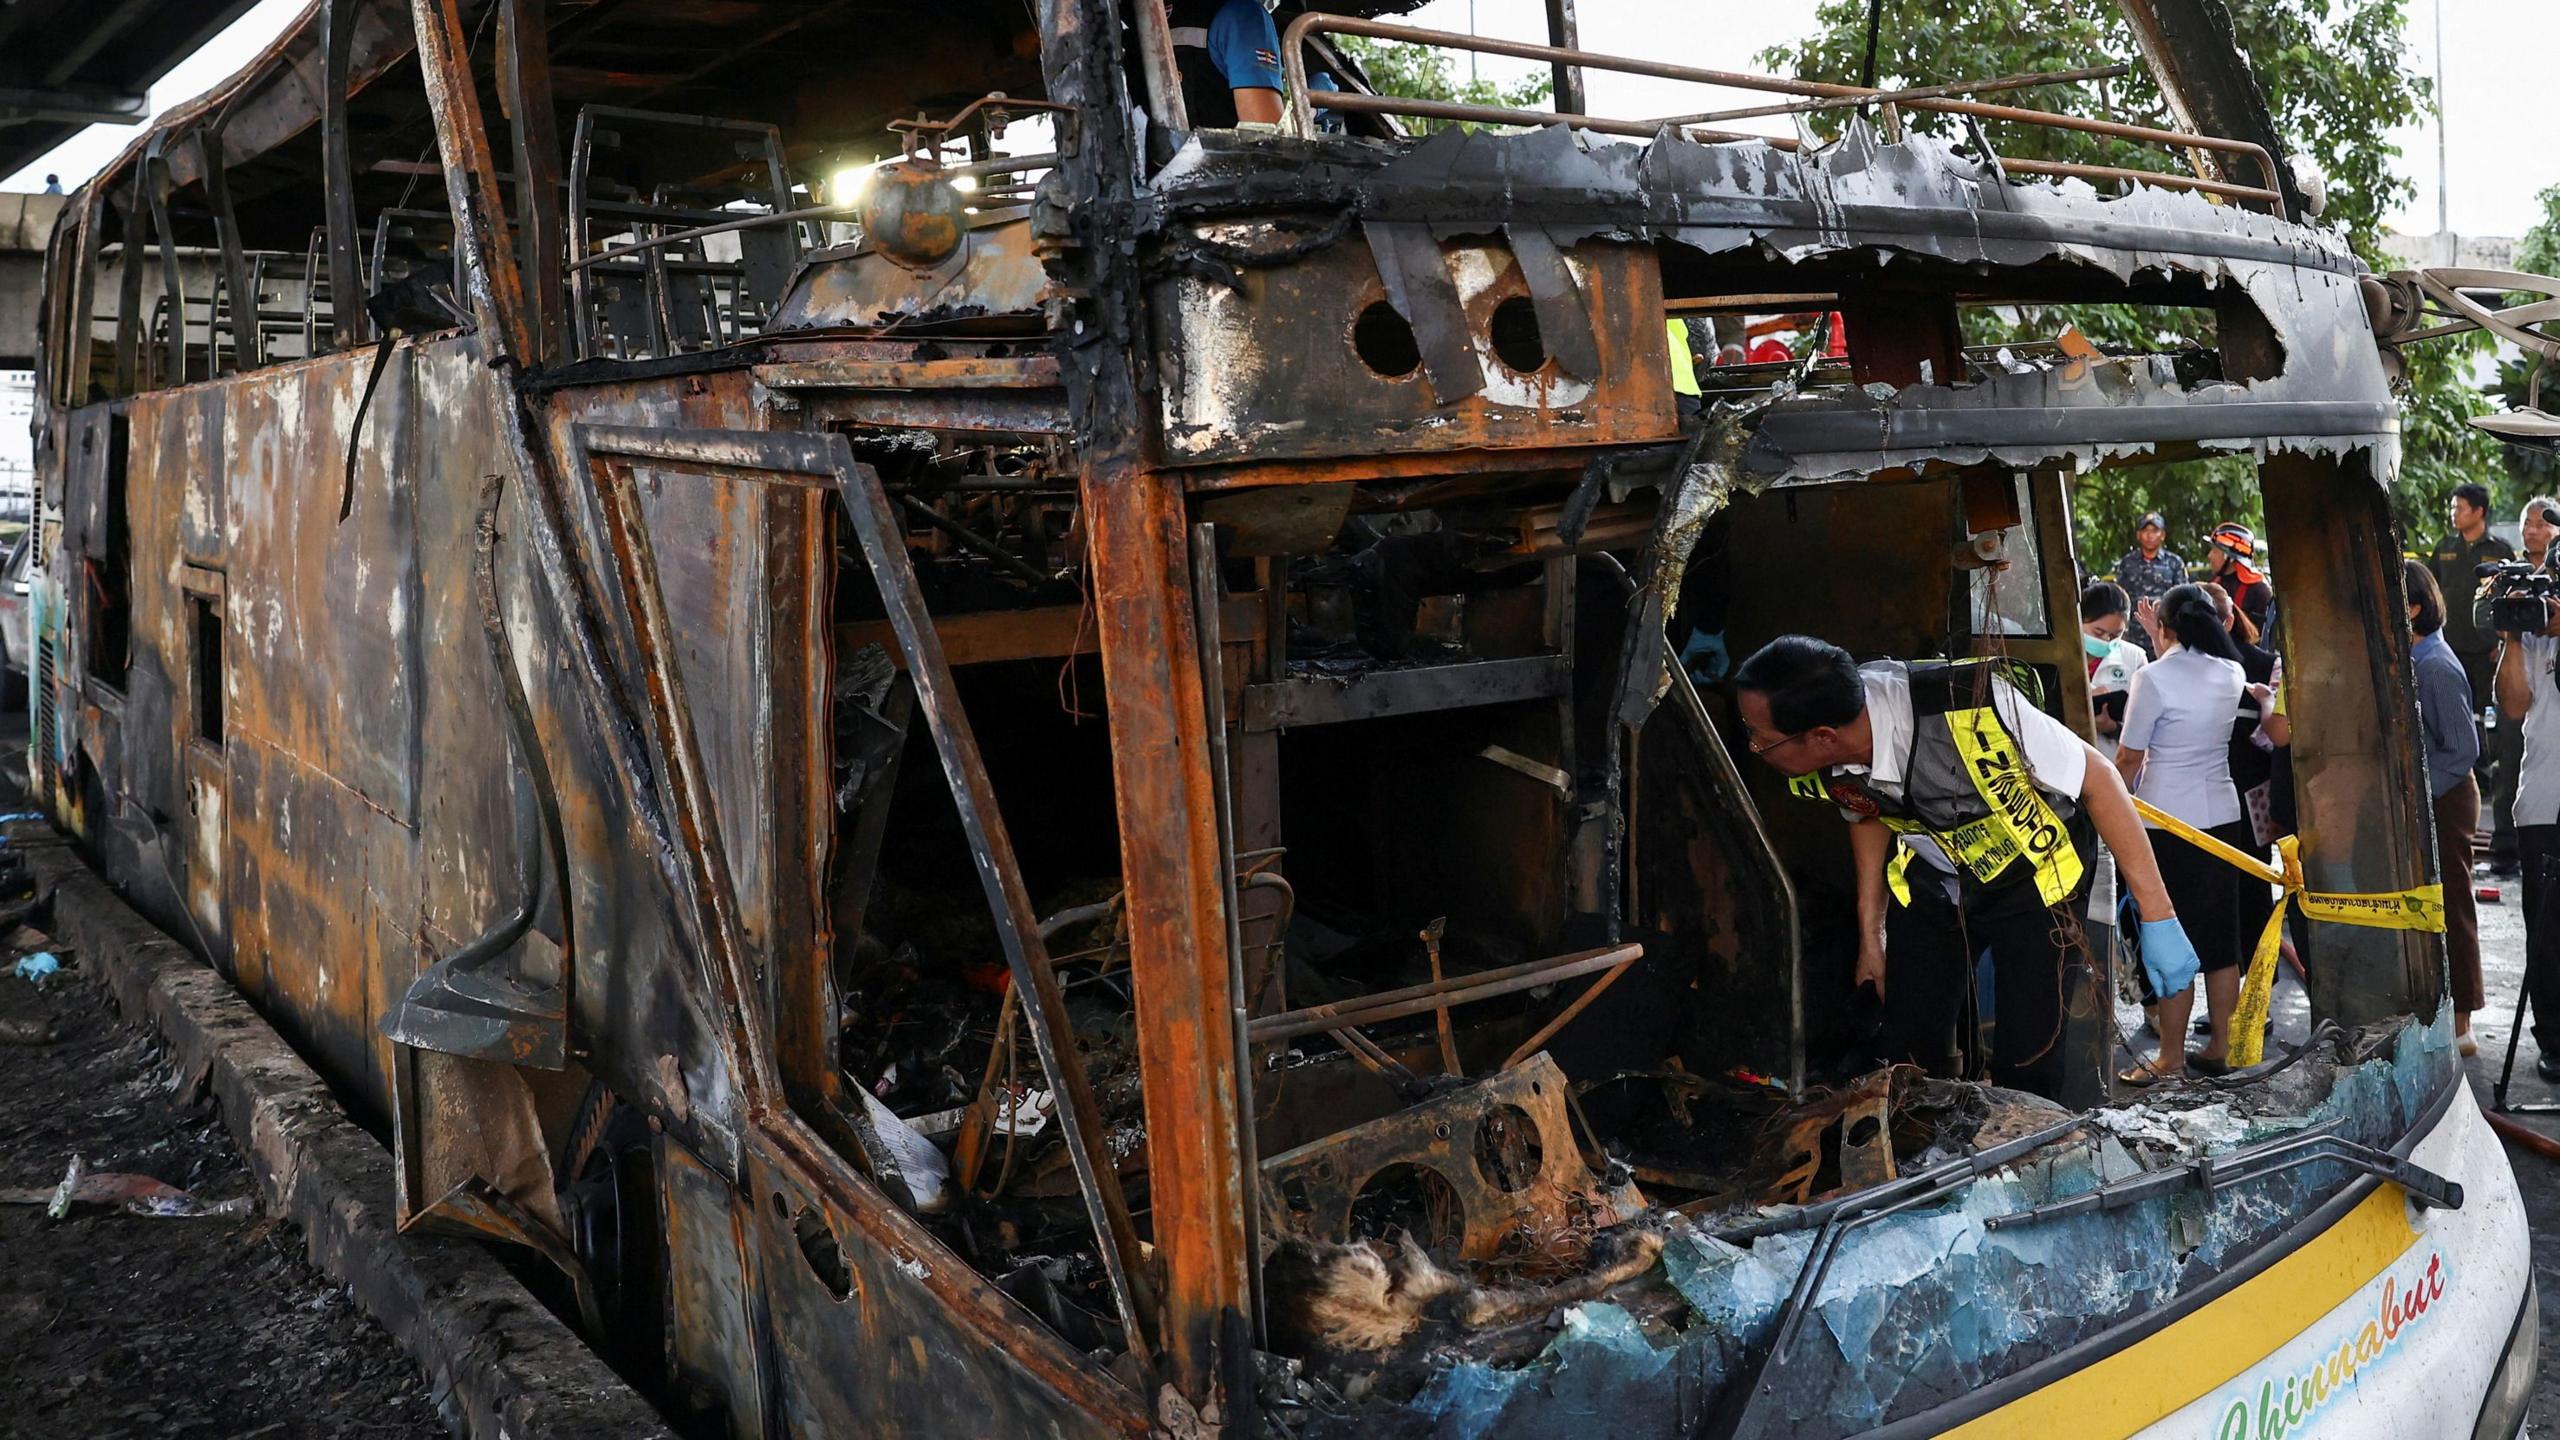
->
xmin=2259 ymin=451 xmax=2444 ymax=1026
xmin=498 ymin=0 xmax=565 ymax=365
xmin=409 ymin=0 xmax=534 ymax=361
xmin=322 ymin=0 xmax=368 ymax=349
xmin=2111 ymin=0 xmax=2303 ymax=216
xmin=199 ymin=124 xmax=261 ymax=370
xmin=1543 ymin=0 xmax=1585 ymax=116
xmin=1083 ymin=463 xmax=1252 ymax=1402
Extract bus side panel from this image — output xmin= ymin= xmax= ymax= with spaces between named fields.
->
xmin=155 ymin=385 xmax=228 ymax=955
xmin=213 ymin=349 xmax=426 ymax=1121
xmin=221 ymin=724 xmax=415 ymax=1120
xmin=663 ymin=1139 xmax=767 ymax=1440
xmin=410 ymin=345 xmax=545 ymax=986
xmin=744 ymin=1139 xmax=1133 ymax=1440
xmin=224 ymin=351 xmax=421 ymax=827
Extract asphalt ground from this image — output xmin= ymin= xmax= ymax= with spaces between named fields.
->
xmin=0 ymin=711 xmax=446 ymax=1438
xmin=2460 ymin=864 xmax=2560 ymax=1429
xmin=0 ymin=950 xmax=445 ymax=1438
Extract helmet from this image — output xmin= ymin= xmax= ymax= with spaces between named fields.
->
xmin=2206 ymin=523 xmax=2257 ymax=559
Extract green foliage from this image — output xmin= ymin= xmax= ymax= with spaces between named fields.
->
xmin=1334 ymin=36 xmax=1553 ymax=132
xmin=2518 ymin=184 xmax=2560 ymax=281
xmin=2492 ymin=185 xmax=2560 ymax=499
xmin=1759 ymin=0 xmax=2501 ymax=566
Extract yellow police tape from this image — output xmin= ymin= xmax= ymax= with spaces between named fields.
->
xmin=2127 ymin=797 xmax=2445 ymax=1067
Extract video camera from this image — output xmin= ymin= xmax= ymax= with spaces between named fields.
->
xmin=2477 ymin=559 xmax=2560 ymax=634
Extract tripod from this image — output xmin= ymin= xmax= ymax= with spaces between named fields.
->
xmin=2493 ymin=853 xmax=2560 ymax=1113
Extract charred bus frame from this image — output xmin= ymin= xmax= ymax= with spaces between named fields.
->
xmin=22 ymin=1 xmax=2534 ymax=1437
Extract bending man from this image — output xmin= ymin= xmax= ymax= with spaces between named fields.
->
xmin=1734 ymin=636 xmax=2199 ymax=1097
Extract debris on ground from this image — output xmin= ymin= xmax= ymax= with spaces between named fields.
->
xmin=0 ymin=930 xmax=442 ymax=1436
xmin=10 ymin=951 xmax=58 ymax=983
xmin=2 ymin=1162 xmax=258 ymax=1219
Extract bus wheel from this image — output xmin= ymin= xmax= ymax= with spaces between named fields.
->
xmin=558 ymin=1086 xmax=668 ymax=1387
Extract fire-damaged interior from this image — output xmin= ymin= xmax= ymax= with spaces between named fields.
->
xmin=25 ymin=1 xmax=2494 ymax=1437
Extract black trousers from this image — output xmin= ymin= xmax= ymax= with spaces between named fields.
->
xmin=2150 ymin=820 xmax=2270 ymax=978
xmin=2521 ymin=825 xmax=2560 ymax=1049
xmin=1882 ymin=831 xmax=2093 ymax=1099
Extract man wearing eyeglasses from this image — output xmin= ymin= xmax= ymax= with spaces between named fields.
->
xmin=1734 ymin=636 xmax=2199 ymax=1097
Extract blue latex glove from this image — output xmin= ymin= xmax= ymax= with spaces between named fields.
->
xmin=2136 ymin=916 xmax=2200 ymax=997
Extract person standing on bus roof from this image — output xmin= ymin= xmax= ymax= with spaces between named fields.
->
xmin=1734 ymin=636 xmax=2200 ymax=1099
xmin=1169 ymin=0 xmax=1287 ymax=129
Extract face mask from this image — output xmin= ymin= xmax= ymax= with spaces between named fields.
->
xmin=2084 ymin=632 xmax=2117 ymax=659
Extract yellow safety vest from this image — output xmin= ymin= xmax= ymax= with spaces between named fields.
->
xmin=1785 ymin=663 xmax=2084 ymax=908
xmin=1666 ymin=317 xmax=1700 ymax=397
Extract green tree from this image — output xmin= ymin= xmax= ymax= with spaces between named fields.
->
xmin=1759 ymin=0 xmax=2500 ymax=568
xmin=2492 ymin=183 xmax=2560 ymax=502
xmin=1334 ymin=36 xmax=1554 ymax=132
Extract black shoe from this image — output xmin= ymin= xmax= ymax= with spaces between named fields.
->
xmin=2492 ymin=856 xmax=2522 ymax=879
xmin=2536 ymin=1053 xmax=2560 ymax=1084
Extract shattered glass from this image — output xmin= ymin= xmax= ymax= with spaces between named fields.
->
xmin=1303 ymin=1015 xmax=2455 ymax=1439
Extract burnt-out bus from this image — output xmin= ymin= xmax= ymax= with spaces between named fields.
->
xmin=24 ymin=1 xmax=2537 ymax=1436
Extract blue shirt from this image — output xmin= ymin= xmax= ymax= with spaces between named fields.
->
xmin=2413 ymin=629 xmax=2480 ymax=799
xmin=1205 ymin=0 xmax=1283 ymax=92
xmin=1307 ymin=70 xmax=1343 ymax=134
xmin=2115 ymin=545 xmax=2187 ymax=652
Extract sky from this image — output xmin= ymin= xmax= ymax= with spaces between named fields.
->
xmin=3 ymin=0 xmax=2556 ymax=241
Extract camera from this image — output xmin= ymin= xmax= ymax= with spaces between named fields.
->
xmin=2477 ymin=559 xmax=2559 ymax=634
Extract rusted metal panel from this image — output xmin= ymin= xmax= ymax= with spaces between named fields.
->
xmin=661 ymin=1139 xmax=767 ymax=1440
xmin=1258 ymin=1052 xmax=1641 ymax=1263
xmin=2261 ymin=451 xmax=2444 ymax=1027
xmin=221 ymin=729 xmax=411 ymax=1122
xmin=753 ymin=353 xmax=1062 ymax=392
xmin=765 ymin=216 xmax=1050 ymax=335
xmin=220 ymin=348 xmax=420 ymax=823
xmin=1151 ymin=229 xmax=1675 ymax=465
xmin=746 ymin=1138 xmax=1139 ymax=1439
xmin=1081 ymin=463 xmax=1252 ymax=1397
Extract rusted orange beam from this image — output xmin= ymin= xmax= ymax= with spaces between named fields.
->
xmin=1082 ymin=463 xmax=1250 ymax=1402
xmin=408 ymin=0 xmax=534 ymax=362
xmin=754 ymin=355 xmax=1064 ymax=391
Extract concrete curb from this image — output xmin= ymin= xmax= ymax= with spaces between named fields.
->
xmin=7 ymin=820 xmax=673 ymax=1440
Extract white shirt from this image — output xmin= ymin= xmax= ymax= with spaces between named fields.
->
xmin=1838 ymin=661 xmax=2090 ymax=873
xmin=2119 ymin=647 xmax=2245 ymax=831
xmin=2516 ymin=634 xmax=2560 ymax=828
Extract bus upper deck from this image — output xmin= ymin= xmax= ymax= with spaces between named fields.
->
xmin=20 ymin=2 xmax=2537 ymax=1437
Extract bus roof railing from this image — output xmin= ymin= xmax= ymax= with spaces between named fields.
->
xmin=1277 ymin=14 xmax=2284 ymax=211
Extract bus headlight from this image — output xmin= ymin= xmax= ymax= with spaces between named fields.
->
xmin=2471 ymin=1276 xmax=2537 ymax=1440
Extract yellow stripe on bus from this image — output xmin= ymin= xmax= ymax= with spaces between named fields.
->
xmin=1940 ymin=1185 xmax=2419 ymax=1439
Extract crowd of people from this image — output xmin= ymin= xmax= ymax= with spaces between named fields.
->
xmin=2089 ymin=490 xmax=2554 ymax=1076
xmin=1729 ymin=488 xmax=2546 ymax=1099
